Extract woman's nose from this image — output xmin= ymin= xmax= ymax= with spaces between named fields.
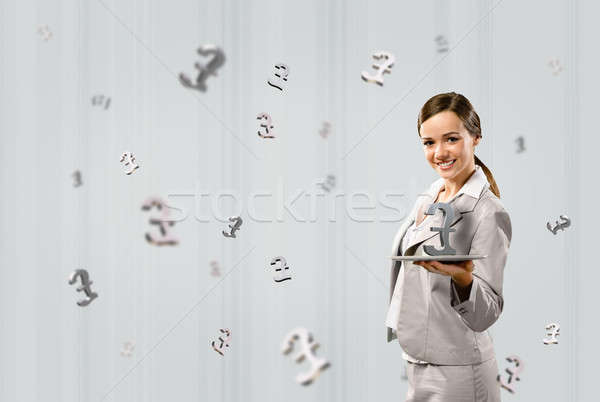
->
xmin=434 ymin=144 xmax=449 ymax=158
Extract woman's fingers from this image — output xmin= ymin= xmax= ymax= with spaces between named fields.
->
xmin=414 ymin=260 xmax=475 ymax=281
xmin=415 ymin=261 xmax=449 ymax=275
xmin=427 ymin=261 xmax=450 ymax=275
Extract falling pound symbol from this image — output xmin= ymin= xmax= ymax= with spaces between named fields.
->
xmin=515 ymin=136 xmax=525 ymax=153
xmin=68 ymin=269 xmax=98 ymax=307
xmin=119 ymin=152 xmax=139 ymax=175
xmin=546 ymin=215 xmax=571 ymax=235
xmin=422 ymin=202 xmax=457 ymax=256
xmin=179 ymin=45 xmax=226 ymax=92
xmin=435 ymin=35 xmax=449 ymax=53
xmin=257 ymin=113 xmax=275 ymax=138
xmin=37 ymin=25 xmax=53 ymax=41
xmin=319 ymin=122 xmax=331 ymax=139
xmin=211 ymin=328 xmax=231 ymax=356
xmin=543 ymin=322 xmax=560 ymax=344
xmin=222 ymin=216 xmax=242 ymax=238
xmin=72 ymin=170 xmax=82 ymax=187
xmin=91 ymin=94 xmax=111 ymax=110
xmin=548 ymin=58 xmax=563 ymax=76
xmin=120 ymin=341 xmax=135 ymax=357
xmin=270 ymin=256 xmax=292 ymax=283
xmin=318 ymin=174 xmax=336 ymax=192
xmin=497 ymin=355 xmax=524 ymax=394
xmin=141 ymin=197 xmax=179 ymax=246
xmin=361 ymin=51 xmax=395 ymax=86
xmin=210 ymin=260 xmax=221 ymax=277
xmin=281 ymin=327 xmax=330 ymax=385
xmin=267 ymin=63 xmax=289 ymax=91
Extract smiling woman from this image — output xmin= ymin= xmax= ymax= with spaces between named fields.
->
xmin=417 ymin=93 xmax=500 ymax=200
xmin=385 ymin=92 xmax=512 ymax=402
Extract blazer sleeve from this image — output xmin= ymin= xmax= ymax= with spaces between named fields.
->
xmin=449 ymin=198 xmax=512 ymax=332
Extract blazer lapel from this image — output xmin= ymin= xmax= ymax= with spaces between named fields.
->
xmin=390 ymin=192 xmax=430 ymax=259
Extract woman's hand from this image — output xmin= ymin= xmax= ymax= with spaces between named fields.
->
xmin=413 ymin=260 xmax=474 ymax=287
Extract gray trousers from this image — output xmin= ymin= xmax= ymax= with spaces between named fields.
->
xmin=405 ymin=357 xmax=501 ymax=402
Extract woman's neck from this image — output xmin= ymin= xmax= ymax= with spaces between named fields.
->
xmin=439 ymin=166 xmax=477 ymax=202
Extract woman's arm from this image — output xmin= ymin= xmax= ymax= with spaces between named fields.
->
xmin=449 ymin=202 xmax=512 ymax=332
xmin=415 ymin=199 xmax=512 ymax=332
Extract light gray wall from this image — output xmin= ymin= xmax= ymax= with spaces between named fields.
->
xmin=1 ymin=0 xmax=598 ymax=401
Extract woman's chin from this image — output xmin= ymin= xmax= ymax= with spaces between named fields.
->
xmin=436 ymin=169 xmax=457 ymax=181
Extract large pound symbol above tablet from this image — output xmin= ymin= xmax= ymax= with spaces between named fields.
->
xmin=423 ymin=202 xmax=457 ymax=256
xmin=281 ymin=327 xmax=330 ymax=386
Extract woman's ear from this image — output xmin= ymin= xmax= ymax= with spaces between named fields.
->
xmin=472 ymin=135 xmax=481 ymax=147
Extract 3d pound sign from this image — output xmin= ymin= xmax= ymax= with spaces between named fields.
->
xmin=435 ymin=35 xmax=449 ymax=53
xmin=318 ymin=174 xmax=336 ymax=192
xmin=270 ymin=256 xmax=292 ymax=282
xmin=222 ymin=216 xmax=242 ymax=238
xmin=179 ymin=45 xmax=226 ymax=92
xmin=267 ymin=63 xmax=289 ymax=91
xmin=210 ymin=260 xmax=221 ymax=277
xmin=257 ymin=113 xmax=275 ymax=138
xmin=68 ymin=269 xmax=98 ymax=307
xmin=543 ymin=322 xmax=560 ymax=345
xmin=91 ymin=94 xmax=111 ymax=109
xmin=423 ymin=202 xmax=457 ymax=256
xmin=515 ymin=136 xmax=525 ymax=153
xmin=72 ymin=170 xmax=82 ymax=187
xmin=121 ymin=341 xmax=135 ymax=357
xmin=119 ymin=151 xmax=139 ymax=175
xmin=211 ymin=328 xmax=231 ymax=356
xmin=361 ymin=51 xmax=395 ymax=86
xmin=319 ymin=121 xmax=331 ymax=138
xmin=497 ymin=355 xmax=524 ymax=394
xmin=546 ymin=215 xmax=571 ymax=235
xmin=141 ymin=197 xmax=179 ymax=246
xmin=281 ymin=327 xmax=330 ymax=385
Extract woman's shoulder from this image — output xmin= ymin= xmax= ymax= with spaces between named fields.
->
xmin=477 ymin=188 xmax=510 ymax=215
xmin=474 ymin=188 xmax=512 ymax=239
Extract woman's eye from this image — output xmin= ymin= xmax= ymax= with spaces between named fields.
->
xmin=448 ymin=137 xmax=459 ymax=143
xmin=423 ymin=141 xmax=433 ymax=146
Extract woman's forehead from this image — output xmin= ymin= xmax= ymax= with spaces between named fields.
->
xmin=420 ymin=114 xmax=465 ymax=137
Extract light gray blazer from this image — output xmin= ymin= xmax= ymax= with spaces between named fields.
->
xmin=385 ymin=168 xmax=512 ymax=365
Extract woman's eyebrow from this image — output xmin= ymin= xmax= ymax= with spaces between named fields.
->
xmin=420 ymin=131 xmax=460 ymax=140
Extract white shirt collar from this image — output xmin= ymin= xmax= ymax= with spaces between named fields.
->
xmin=427 ymin=165 xmax=489 ymax=202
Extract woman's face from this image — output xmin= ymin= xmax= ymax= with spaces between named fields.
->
xmin=419 ymin=110 xmax=480 ymax=181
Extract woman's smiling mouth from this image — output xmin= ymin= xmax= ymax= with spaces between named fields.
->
xmin=437 ymin=159 xmax=456 ymax=170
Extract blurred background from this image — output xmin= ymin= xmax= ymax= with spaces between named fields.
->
xmin=0 ymin=0 xmax=598 ymax=401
